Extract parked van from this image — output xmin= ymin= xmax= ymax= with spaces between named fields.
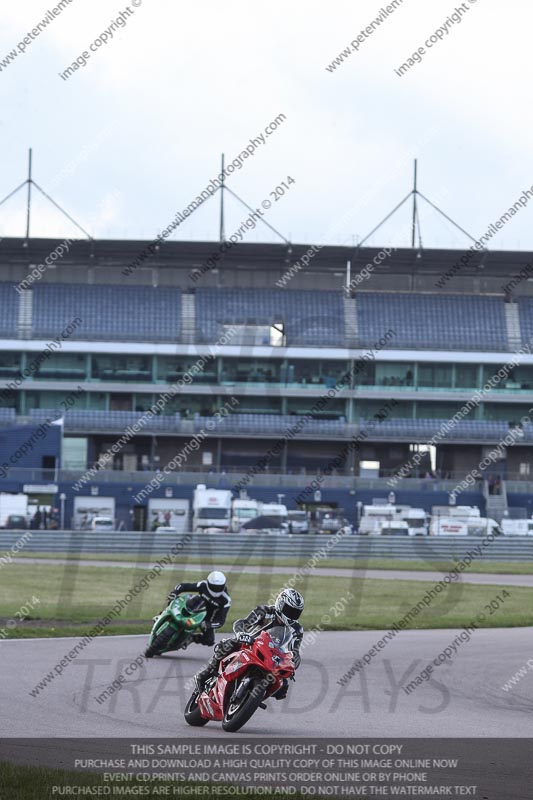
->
xmin=501 ymin=519 xmax=533 ymax=536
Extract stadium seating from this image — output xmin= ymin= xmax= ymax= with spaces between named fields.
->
xmin=363 ymin=417 xmax=517 ymax=441
xmin=14 ymin=407 xmax=533 ymax=445
xmin=62 ymin=409 xmax=182 ymax=433
xmin=32 ymin=284 xmax=182 ymax=342
xmin=195 ymin=288 xmax=345 ymax=346
xmin=192 ymin=413 xmax=346 ymax=437
xmin=0 ymin=284 xmax=20 ymax=337
xmin=28 ymin=408 xmax=63 ymax=423
xmin=0 ymin=408 xmax=16 ymax=426
xmin=356 ymin=293 xmax=508 ymax=351
xmin=0 ymin=281 xmax=522 ymax=351
xmin=517 ymin=298 xmax=533 ymax=348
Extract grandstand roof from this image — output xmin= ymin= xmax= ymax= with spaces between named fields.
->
xmin=0 ymin=237 xmax=531 ymax=287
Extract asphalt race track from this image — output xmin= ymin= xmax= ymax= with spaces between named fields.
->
xmin=2 ymin=628 xmax=532 ymax=738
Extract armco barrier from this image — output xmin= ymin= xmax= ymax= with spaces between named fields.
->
xmin=1 ymin=530 xmax=533 ymax=561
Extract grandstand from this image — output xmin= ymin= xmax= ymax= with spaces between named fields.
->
xmin=1 ymin=235 xmax=533 ymax=527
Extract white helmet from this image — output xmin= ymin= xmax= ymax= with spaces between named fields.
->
xmin=206 ymin=570 xmax=226 ymax=595
xmin=274 ymin=589 xmax=304 ymax=625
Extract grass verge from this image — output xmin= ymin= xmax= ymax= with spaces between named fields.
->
xmin=0 ymin=762 xmax=301 ymax=800
xmin=0 ymin=563 xmax=530 ymax=638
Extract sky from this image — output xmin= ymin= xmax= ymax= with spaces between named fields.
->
xmin=1 ymin=0 xmax=532 ymax=251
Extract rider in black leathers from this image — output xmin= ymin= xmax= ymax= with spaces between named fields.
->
xmin=160 ymin=571 xmax=231 ymax=646
xmin=195 ymin=588 xmax=304 ymax=699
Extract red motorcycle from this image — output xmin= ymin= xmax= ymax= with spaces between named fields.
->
xmin=184 ymin=625 xmax=295 ymax=732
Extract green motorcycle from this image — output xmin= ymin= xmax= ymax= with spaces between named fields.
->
xmin=145 ymin=594 xmax=207 ymax=658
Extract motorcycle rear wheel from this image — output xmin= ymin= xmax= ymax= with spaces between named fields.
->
xmin=184 ymin=691 xmax=209 ymax=726
xmin=222 ymin=679 xmax=266 ymax=732
xmin=145 ymin=625 xmax=183 ymax=657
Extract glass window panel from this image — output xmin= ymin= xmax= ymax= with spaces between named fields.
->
xmin=375 ymin=362 xmax=415 ymax=387
xmin=133 ymin=394 xmax=155 ymax=412
xmin=27 ymin=351 xmax=86 ymax=381
xmin=284 ymin=360 xmax=350 ymax=387
xmin=235 ymin=396 xmax=281 ymax=414
xmin=220 ymin=359 xmax=281 ymax=384
xmin=25 ymin=390 xmax=87 ymax=409
xmin=483 ymin=404 xmax=532 ymax=421
xmin=512 ymin=366 xmax=533 ymax=389
xmin=286 ymin=397 xmax=346 ymax=418
xmin=87 ymin=393 xmax=107 ymax=410
xmin=417 ymin=402 xmax=466 ymax=419
xmin=0 ymin=351 xmax=21 ymax=377
xmin=456 ymin=364 xmax=478 ymax=388
xmin=418 ymin=364 xmax=452 ymax=388
xmin=91 ymin=354 xmax=151 ymax=381
xmin=156 ymin=356 xmax=217 ymax=384
xmin=486 ymin=364 xmax=533 ymax=390
xmin=62 ymin=437 xmax=88 ymax=470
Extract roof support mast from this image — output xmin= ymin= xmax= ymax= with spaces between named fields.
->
xmin=219 ymin=153 xmax=225 ymax=243
xmin=0 ymin=149 xmax=92 ymax=240
xmin=25 ymin=148 xmax=32 ymax=242
xmin=411 ymin=158 xmax=417 ymax=248
xmin=353 ymin=159 xmax=480 ymax=257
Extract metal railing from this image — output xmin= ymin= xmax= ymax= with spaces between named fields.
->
xmin=0 ymin=467 xmax=491 ymax=491
xmin=2 ymin=530 xmax=533 ymax=561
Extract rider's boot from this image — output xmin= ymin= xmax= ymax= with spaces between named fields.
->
xmin=194 ymin=655 xmax=219 ymax=693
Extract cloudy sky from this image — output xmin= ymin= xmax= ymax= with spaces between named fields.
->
xmin=0 ymin=0 xmax=531 ymax=251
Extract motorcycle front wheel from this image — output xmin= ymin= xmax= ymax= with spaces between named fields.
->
xmin=222 ymin=679 xmax=266 ymax=732
xmin=145 ymin=624 xmax=184 ymax=658
xmin=184 ymin=691 xmax=209 ymax=726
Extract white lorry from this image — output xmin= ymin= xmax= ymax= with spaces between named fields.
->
xmin=433 ymin=505 xmax=481 ymax=519
xmin=403 ymin=508 xmax=428 ymax=536
xmin=359 ymin=504 xmax=428 ymax=536
xmin=193 ymin=484 xmax=232 ymax=533
xmin=231 ymin=496 xmax=260 ymax=533
xmin=430 ymin=517 xmax=469 ymax=536
xmin=430 ymin=516 xmax=499 ymax=536
xmin=259 ymin=503 xmax=288 ymax=523
xmin=379 ymin=520 xmax=410 ymax=536
xmin=358 ymin=504 xmax=404 ymax=535
xmin=501 ymin=518 xmax=533 ymax=536
xmin=0 ymin=493 xmax=29 ymax=528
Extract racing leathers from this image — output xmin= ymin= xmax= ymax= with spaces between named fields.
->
xmin=166 ymin=580 xmax=231 ymax=646
xmin=195 ymin=604 xmax=303 ymax=697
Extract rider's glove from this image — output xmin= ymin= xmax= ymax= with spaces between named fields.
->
xmin=214 ymin=639 xmax=232 ymax=658
xmin=236 ymin=632 xmax=254 ymax=646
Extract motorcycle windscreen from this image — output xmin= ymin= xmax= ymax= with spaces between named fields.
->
xmin=266 ymin=624 xmax=293 ymax=652
xmin=168 ymin=597 xmax=187 ymax=620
